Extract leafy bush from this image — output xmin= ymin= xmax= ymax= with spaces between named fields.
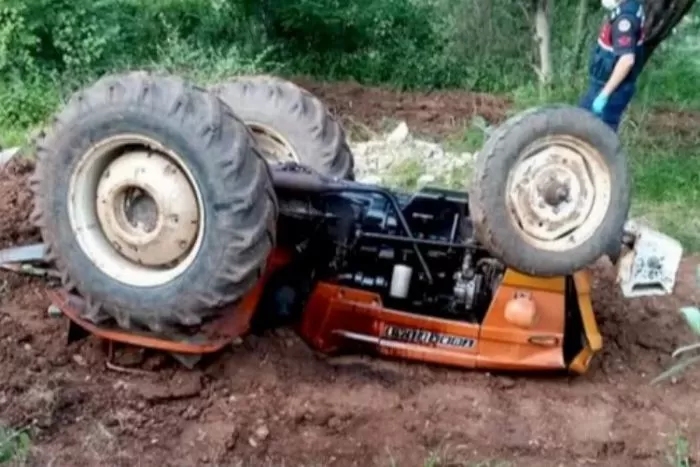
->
xmin=0 ymin=426 xmax=30 ymax=465
xmin=1 ymin=0 xmax=700 ymax=141
xmin=252 ymin=0 xmax=461 ymax=88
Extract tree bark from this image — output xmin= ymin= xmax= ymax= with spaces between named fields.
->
xmin=642 ymin=0 xmax=697 ymax=67
xmin=534 ymin=0 xmax=553 ymax=88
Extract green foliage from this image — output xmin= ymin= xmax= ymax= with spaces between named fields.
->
xmin=0 ymin=426 xmax=30 ymax=465
xmin=1 ymin=0 xmax=119 ymax=76
xmin=667 ymin=435 xmax=691 ymax=467
xmin=1 ymin=0 xmax=700 ymax=145
xmin=0 ymin=0 xmax=265 ymax=77
xmin=0 ymin=0 xmax=280 ymax=146
xmin=0 ymin=5 xmax=38 ymax=76
xmin=252 ymin=0 xmax=463 ymax=89
xmin=0 ymin=73 xmax=60 ymax=130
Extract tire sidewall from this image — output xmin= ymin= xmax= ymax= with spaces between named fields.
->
xmin=213 ymin=78 xmax=354 ymax=179
xmin=44 ymin=108 xmax=238 ymax=312
xmin=472 ymin=107 xmax=630 ymax=275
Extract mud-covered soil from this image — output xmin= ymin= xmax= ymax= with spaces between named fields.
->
xmin=639 ymin=106 xmax=700 ymax=144
xmin=0 ymin=157 xmax=40 ymax=250
xmin=1 ymin=83 xmax=700 ymax=467
xmin=292 ymin=78 xmax=512 ymax=138
xmin=2 ymin=257 xmax=699 ymax=467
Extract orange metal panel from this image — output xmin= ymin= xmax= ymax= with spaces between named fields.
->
xmin=299 ymin=269 xmax=584 ymax=372
xmin=476 ymin=271 xmax=566 ymax=371
xmin=53 ymin=248 xmax=292 ymax=354
xmin=50 ymin=251 xmax=602 ymax=375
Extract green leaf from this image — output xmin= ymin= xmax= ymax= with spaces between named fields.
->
xmin=679 ymin=306 xmax=700 ymax=336
xmin=0 ymin=427 xmax=30 ymax=464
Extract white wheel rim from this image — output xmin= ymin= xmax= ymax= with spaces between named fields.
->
xmin=505 ymin=135 xmax=612 ymax=252
xmin=247 ymin=122 xmax=299 ymax=164
xmin=68 ymin=134 xmax=205 ymax=287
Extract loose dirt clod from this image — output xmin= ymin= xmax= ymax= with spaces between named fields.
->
xmin=254 ymin=424 xmax=270 ymax=441
xmin=132 ymin=374 xmax=203 ymax=402
xmin=0 ymin=158 xmax=40 ymax=250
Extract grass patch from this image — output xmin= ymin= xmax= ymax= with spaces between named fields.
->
xmin=624 ymin=122 xmax=700 ymax=252
xmin=0 ymin=426 xmax=31 ymax=465
xmin=442 ymin=118 xmax=491 ymax=155
xmin=0 ymin=129 xmax=28 ymax=149
xmin=631 ymin=201 xmax=700 ymax=252
xmin=667 ymin=434 xmax=691 ymax=467
xmin=0 ymin=37 xmax=282 ymax=149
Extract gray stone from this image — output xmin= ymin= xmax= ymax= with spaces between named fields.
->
xmin=0 ymin=147 xmax=19 ymax=166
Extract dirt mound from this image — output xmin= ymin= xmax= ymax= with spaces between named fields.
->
xmin=0 ymin=157 xmax=40 ymax=250
xmin=588 ymin=258 xmax=699 ymax=377
xmin=0 ymin=257 xmax=698 ymax=467
xmin=291 ymin=77 xmax=512 ymax=137
xmin=641 ymin=107 xmax=700 ymax=142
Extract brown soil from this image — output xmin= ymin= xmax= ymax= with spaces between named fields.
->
xmin=291 ymin=77 xmax=512 ymax=138
xmin=0 ymin=157 xmax=40 ymax=250
xmin=638 ymin=106 xmax=700 ymax=142
xmin=1 ymin=83 xmax=699 ymax=467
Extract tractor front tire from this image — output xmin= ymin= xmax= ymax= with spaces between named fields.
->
xmin=211 ymin=75 xmax=355 ymax=179
xmin=30 ymin=71 xmax=277 ymax=333
xmin=469 ymin=105 xmax=630 ymax=277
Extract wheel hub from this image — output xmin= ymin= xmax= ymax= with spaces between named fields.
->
xmin=542 ymin=178 xmax=570 ymax=207
xmin=122 ymin=187 xmax=159 ymax=233
xmin=508 ymin=142 xmax=598 ymax=245
xmin=96 ymin=150 xmax=199 ymax=267
xmin=249 ymin=123 xmax=298 ymax=164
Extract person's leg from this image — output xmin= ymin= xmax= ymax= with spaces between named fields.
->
xmin=600 ymin=83 xmax=636 ymax=133
xmin=579 ymin=83 xmax=601 ymax=111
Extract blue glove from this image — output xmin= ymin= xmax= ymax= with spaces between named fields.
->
xmin=592 ymin=93 xmax=609 ymax=115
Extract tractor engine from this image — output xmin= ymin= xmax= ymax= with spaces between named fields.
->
xmin=273 ymin=170 xmax=505 ymax=323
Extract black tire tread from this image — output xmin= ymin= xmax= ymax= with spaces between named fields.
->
xmin=29 ymin=71 xmax=278 ymax=332
xmin=211 ymin=75 xmax=355 ymax=180
xmin=469 ymin=104 xmax=630 ymax=276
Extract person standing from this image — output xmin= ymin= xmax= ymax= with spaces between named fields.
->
xmin=580 ymin=0 xmax=646 ymax=132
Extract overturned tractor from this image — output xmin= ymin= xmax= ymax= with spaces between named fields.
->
xmin=25 ymin=71 xmax=682 ymax=373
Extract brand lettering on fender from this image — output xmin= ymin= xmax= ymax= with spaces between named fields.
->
xmin=383 ymin=325 xmax=476 ymax=349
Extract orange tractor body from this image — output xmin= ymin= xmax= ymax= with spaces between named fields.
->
xmin=52 ymin=246 xmax=601 ymax=375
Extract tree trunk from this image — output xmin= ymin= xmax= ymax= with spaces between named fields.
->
xmin=534 ymin=0 xmax=553 ymax=89
xmin=642 ymin=0 xmax=697 ymax=68
xmin=570 ymin=0 xmax=590 ymax=76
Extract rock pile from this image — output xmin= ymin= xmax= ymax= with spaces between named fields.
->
xmin=349 ymin=122 xmax=477 ymax=190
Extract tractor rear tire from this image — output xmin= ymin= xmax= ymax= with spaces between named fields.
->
xmin=211 ymin=75 xmax=355 ymax=180
xmin=29 ymin=71 xmax=277 ymax=333
xmin=469 ymin=105 xmax=630 ymax=277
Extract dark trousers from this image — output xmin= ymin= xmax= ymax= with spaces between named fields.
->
xmin=579 ymin=81 xmax=636 ymax=132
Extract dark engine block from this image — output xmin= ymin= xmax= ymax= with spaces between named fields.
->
xmin=271 ymin=168 xmax=504 ymax=323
